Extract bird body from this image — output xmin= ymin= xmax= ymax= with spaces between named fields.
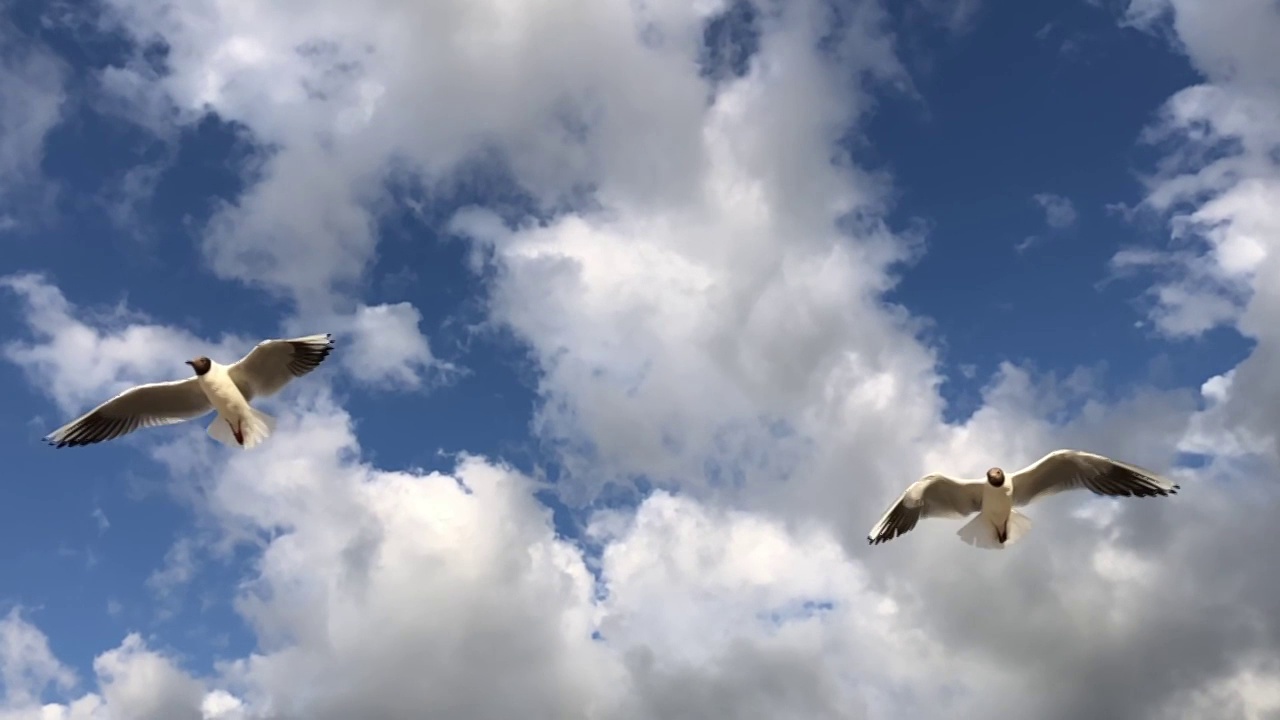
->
xmin=44 ymin=334 xmax=333 ymax=449
xmin=194 ymin=359 xmax=273 ymax=449
xmin=980 ymin=480 xmax=1013 ymax=537
xmin=867 ymin=449 xmax=1180 ymax=549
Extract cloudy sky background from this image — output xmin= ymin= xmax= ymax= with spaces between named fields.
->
xmin=2 ymin=0 xmax=1279 ymax=717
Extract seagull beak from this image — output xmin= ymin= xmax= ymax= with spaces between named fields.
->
xmin=185 ymin=360 xmax=196 ymax=367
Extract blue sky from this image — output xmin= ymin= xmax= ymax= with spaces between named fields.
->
xmin=2 ymin=1 xmax=1279 ymax=718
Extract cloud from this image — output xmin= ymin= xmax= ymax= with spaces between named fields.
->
xmin=0 ymin=609 xmax=77 ymax=710
xmin=6 ymin=306 xmax=1280 ymax=719
xmin=1018 ymin=194 xmax=1077 ymax=252
xmin=0 ymin=384 xmax=961 ymax=719
xmin=1033 ymin=191 xmax=1079 ymax=231
xmin=91 ymin=507 xmax=110 ymax=534
xmin=1114 ymin=0 xmax=1280 ymax=459
xmin=0 ymin=273 xmax=453 ymax=418
xmin=0 ymin=623 xmax=209 ymax=720
xmin=910 ymin=0 xmax=984 ymax=35
xmin=146 ymin=537 xmax=198 ymax=599
xmin=0 ymin=15 xmax=68 ymax=227
xmin=338 ymin=302 xmax=458 ymax=390
xmin=0 ymin=272 xmax=245 ymax=416
xmin=95 ymin=0 xmax=790 ymax=309
xmin=6 ymin=0 xmax=1280 ymax=718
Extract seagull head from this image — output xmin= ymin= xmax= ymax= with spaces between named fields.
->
xmin=986 ymin=467 xmax=1005 ymax=487
xmin=186 ymin=356 xmax=212 ymax=376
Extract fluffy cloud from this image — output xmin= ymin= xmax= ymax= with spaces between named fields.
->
xmin=94 ymin=0 xmax=771 ymax=308
xmin=0 ymin=272 xmax=245 ymax=415
xmin=1114 ymin=0 xmax=1280 ymax=459
xmin=338 ymin=302 xmax=456 ymax=390
xmin=0 ymin=370 xmax=963 ymax=719
xmin=0 ymin=609 xmax=77 ymax=711
xmin=0 ymin=15 xmax=67 ymax=228
xmin=0 ymin=274 xmax=450 ymax=418
xmin=4 ymin=0 xmax=1280 ymax=718
xmin=7 ymin=286 xmax=1280 ymax=720
xmin=0 ymin=615 xmax=213 ymax=720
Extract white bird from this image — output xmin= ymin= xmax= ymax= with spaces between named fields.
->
xmin=44 ymin=334 xmax=334 ymax=450
xmin=866 ymin=449 xmax=1180 ymax=549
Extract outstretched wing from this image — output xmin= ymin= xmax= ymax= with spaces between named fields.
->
xmin=1010 ymin=449 xmax=1179 ymax=507
xmin=867 ymin=475 xmax=985 ymax=545
xmin=227 ymin=334 xmax=334 ymax=402
xmin=45 ymin=379 xmax=213 ymax=448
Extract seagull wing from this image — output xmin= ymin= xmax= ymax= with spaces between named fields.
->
xmin=45 ymin=379 xmax=213 ymax=448
xmin=867 ymin=474 xmax=985 ymax=545
xmin=227 ymin=334 xmax=334 ymax=402
xmin=1009 ymin=449 xmax=1180 ymax=507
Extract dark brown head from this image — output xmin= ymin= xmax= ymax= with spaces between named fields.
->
xmin=986 ymin=467 xmax=1005 ymax=487
xmin=186 ymin=356 xmax=212 ymax=376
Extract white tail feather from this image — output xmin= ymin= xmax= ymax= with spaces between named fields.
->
xmin=206 ymin=408 xmax=276 ymax=449
xmin=1004 ymin=510 xmax=1033 ymax=546
xmin=957 ymin=515 xmax=1003 ymax=549
xmin=956 ymin=511 xmax=1033 ymax=550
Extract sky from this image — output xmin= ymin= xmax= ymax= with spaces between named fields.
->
xmin=1 ymin=0 xmax=1278 ymax=718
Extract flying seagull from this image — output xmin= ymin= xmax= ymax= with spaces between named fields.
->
xmin=866 ymin=449 xmax=1179 ymax=549
xmin=44 ymin=334 xmax=334 ymax=450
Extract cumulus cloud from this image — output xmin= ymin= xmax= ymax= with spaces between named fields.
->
xmin=0 ymin=272 xmax=245 ymax=415
xmin=0 ymin=383 xmax=962 ymax=719
xmin=0 ymin=609 xmax=77 ymax=710
xmin=338 ymin=302 xmax=457 ymax=390
xmin=0 ymin=274 xmax=452 ymax=417
xmin=0 ymin=614 xmax=209 ymax=720
xmin=7 ymin=298 xmax=1280 ymax=720
xmin=1114 ymin=0 xmax=1280 ymax=459
xmin=3 ymin=0 xmax=1280 ymax=718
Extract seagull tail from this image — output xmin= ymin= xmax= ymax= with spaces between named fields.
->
xmin=956 ymin=511 xmax=1033 ymax=550
xmin=206 ymin=408 xmax=276 ymax=449
xmin=956 ymin=515 xmax=1003 ymax=549
xmin=1004 ymin=510 xmax=1033 ymax=547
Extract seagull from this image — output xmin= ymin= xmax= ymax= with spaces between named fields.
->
xmin=44 ymin=334 xmax=334 ymax=450
xmin=866 ymin=449 xmax=1180 ymax=549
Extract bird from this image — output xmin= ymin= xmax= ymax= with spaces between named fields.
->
xmin=44 ymin=334 xmax=334 ymax=450
xmin=866 ymin=449 xmax=1180 ymax=549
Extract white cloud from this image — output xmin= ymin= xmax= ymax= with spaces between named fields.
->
xmin=0 ymin=274 xmax=452 ymax=421
xmin=5 ymin=270 xmax=1280 ymax=719
xmin=0 ymin=273 xmax=245 ymax=416
xmin=338 ymin=302 xmax=456 ymax=390
xmin=95 ymin=0 xmax=765 ymax=309
xmin=0 ymin=16 xmax=67 ymax=224
xmin=0 ymin=389 xmax=963 ymax=718
xmin=0 ymin=609 xmax=77 ymax=710
xmin=4 ymin=0 xmax=1280 ymax=717
xmin=1115 ymin=0 xmax=1280 ymax=459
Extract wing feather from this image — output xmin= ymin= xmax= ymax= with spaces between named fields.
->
xmin=867 ymin=475 xmax=985 ymax=545
xmin=227 ymin=334 xmax=334 ymax=402
xmin=1010 ymin=449 xmax=1180 ymax=507
xmin=45 ymin=379 xmax=213 ymax=448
